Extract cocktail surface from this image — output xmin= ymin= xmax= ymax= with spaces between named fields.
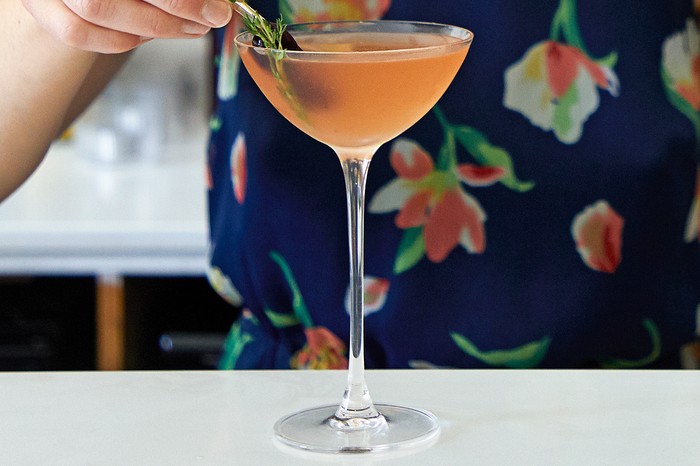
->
xmin=238 ymin=29 xmax=470 ymax=153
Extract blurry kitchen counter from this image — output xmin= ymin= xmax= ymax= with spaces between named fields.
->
xmin=0 ymin=136 xmax=208 ymax=276
xmin=0 ymin=129 xmax=210 ymax=370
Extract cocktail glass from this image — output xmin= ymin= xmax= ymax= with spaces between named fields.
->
xmin=235 ymin=20 xmax=473 ymax=454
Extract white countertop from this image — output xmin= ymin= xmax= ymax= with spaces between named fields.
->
xmin=0 ymin=131 xmax=209 ymax=276
xmin=0 ymin=369 xmax=698 ymax=465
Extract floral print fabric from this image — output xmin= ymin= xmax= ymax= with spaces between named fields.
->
xmin=208 ymin=0 xmax=700 ymax=369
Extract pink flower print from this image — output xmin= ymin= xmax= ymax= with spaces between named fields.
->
xmin=456 ymin=164 xmax=507 ymax=187
xmin=370 ymin=139 xmax=489 ymax=264
xmin=290 ymin=327 xmax=348 ymax=370
xmin=676 ymin=58 xmax=700 ymax=109
xmin=206 ymin=144 xmax=215 ymax=190
xmin=217 ymin=18 xmax=242 ymax=101
xmin=364 ymin=277 xmax=389 ymax=310
xmin=424 ymin=189 xmax=486 ymax=260
xmin=390 ymin=141 xmax=435 ymax=180
xmin=230 ymin=132 xmax=247 ymax=204
xmin=662 ymin=19 xmax=700 ymax=110
xmin=345 ymin=276 xmax=389 ymax=317
xmin=571 ymin=200 xmax=624 ymax=273
xmin=546 ymin=42 xmax=612 ymax=99
xmin=673 ymin=59 xmax=700 ymax=110
xmin=684 ymin=168 xmax=700 ymax=242
xmin=395 ymin=190 xmax=432 ymax=228
xmin=504 ymin=40 xmax=619 ymax=144
xmin=282 ymin=0 xmax=391 ymax=22
xmin=662 ymin=20 xmax=700 ymax=243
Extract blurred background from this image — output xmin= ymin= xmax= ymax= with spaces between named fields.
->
xmin=0 ymin=35 xmax=237 ymax=371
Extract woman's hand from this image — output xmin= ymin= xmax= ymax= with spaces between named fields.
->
xmin=21 ymin=0 xmax=233 ymax=53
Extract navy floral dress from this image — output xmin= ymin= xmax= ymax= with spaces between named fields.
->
xmin=207 ymin=0 xmax=700 ymax=369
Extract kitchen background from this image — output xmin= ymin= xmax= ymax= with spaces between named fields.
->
xmin=0 ymin=35 xmax=238 ymax=371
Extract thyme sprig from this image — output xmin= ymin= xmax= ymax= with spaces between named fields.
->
xmin=231 ymin=1 xmax=288 ymax=50
xmin=230 ymin=2 xmax=307 ymax=121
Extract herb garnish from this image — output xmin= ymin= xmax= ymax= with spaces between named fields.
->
xmin=231 ymin=2 xmax=301 ymax=51
xmin=230 ymin=2 xmax=308 ymax=121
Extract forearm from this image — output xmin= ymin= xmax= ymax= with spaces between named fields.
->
xmin=0 ymin=1 xmax=126 ymax=200
xmin=0 ymin=0 xmax=230 ymax=201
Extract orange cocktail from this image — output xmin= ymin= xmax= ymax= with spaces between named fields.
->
xmin=238 ymin=26 xmax=470 ymax=155
xmin=235 ymin=20 xmax=473 ymax=454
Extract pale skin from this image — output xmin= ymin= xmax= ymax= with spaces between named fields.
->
xmin=0 ymin=0 xmax=233 ymax=201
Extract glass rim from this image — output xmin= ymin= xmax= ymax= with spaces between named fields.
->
xmin=233 ymin=20 xmax=473 ymax=57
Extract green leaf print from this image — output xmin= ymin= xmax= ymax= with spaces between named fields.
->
xmin=452 ymin=125 xmax=535 ymax=192
xmin=551 ymin=82 xmax=578 ymax=142
xmin=551 ymin=0 xmax=619 ymax=66
xmin=218 ymin=321 xmax=254 ymax=370
xmin=662 ymin=67 xmax=700 ymax=146
xmin=269 ymin=250 xmax=314 ymax=328
xmin=598 ymin=319 xmax=662 ymax=369
xmin=550 ymin=0 xmax=585 ymax=51
xmin=279 ymin=0 xmax=294 ymax=23
xmin=209 ymin=115 xmax=222 ymax=132
xmin=598 ymin=51 xmax=619 ymax=70
xmin=394 ymin=227 xmax=425 ymax=274
xmin=451 ymin=332 xmax=551 ymax=368
xmin=436 ymin=125 xmax=458 ymax=171
xmin=265 ymin=307 xmax=301 ymax=328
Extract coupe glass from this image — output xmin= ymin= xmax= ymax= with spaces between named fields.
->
xmin=235 ymin=20 xmax=473 ymax=454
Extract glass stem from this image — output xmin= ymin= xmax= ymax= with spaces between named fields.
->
xmin=334 ymin=156 xmax=383 ymax=426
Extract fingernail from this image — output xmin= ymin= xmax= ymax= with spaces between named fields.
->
xmin=202 ymin=1 xmax=232 ymax=27
xmin=183 ymin=21 xmax=211 ymax=35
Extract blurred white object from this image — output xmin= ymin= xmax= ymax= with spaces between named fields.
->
xmin=74 ymin=37 xmax=212 ymax=163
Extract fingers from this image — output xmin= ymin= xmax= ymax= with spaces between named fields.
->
xmin=21 ymin=0 xmax=232 ymax=54
xmin=142 ymin=0 xmax=233 ymax=28
xmin=63 ymin=0 xmax=219 ymax=38
xmin=23 ymin=0 xmax=147 ymax=53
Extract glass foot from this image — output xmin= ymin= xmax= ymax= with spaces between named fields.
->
xmin=273 ymin=403 xmax=440 ymax=454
